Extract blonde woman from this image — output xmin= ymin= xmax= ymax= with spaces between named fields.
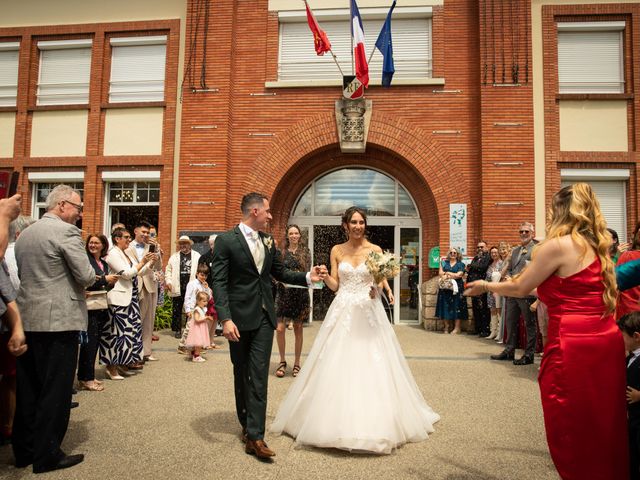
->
xmin=465 ymin=183 xmax=627 ymax=480
xmin=435 ymin=247 xmax=468 ymax=334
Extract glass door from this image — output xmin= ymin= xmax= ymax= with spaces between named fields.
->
xmin=397 ymin=227 xmax=420 ymax=324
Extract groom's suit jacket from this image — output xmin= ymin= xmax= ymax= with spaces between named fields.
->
xmin=211 ymin=225 xmax=307 ymax=330
xmin=628 ymin=355 xmax=640 ymax=429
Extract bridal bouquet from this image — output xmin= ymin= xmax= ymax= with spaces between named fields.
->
xmin=365 ymin=251 xmax=401 ymax=283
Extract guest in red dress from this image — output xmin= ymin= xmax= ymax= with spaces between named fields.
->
xmin=617 ymin=222 xmax=640 ymax=320
xmin=465 ymin=183 xmax=628 ymax=480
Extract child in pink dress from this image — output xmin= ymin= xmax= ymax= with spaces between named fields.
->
xmin=185 ymin=291 xmax=211 ymax=363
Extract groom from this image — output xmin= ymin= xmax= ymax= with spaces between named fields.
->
xmin=211 ymin=192 xmax=322 ymax=460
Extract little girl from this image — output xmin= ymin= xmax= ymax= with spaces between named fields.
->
xmin=185 ymin=291 xmax=211 ymax=363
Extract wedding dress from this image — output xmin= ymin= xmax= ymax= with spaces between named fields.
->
xmin=271 ymin=261 xmax=440 ymax=454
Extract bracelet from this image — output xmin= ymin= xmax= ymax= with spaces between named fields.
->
xmin=483 ymin=280 xmax=490 ymax=293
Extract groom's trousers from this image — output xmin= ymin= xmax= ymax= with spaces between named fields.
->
xmin=229 ymin=313 xmax=274 ymax=440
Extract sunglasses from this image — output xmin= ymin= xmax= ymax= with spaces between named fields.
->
xmin=519 ymin=230 xmax=531 ymax=234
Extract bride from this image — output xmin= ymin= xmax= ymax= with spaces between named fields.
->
xmin=270 ymin=207 xmax=440 ymax=454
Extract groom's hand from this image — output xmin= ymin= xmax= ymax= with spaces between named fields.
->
xmin=310 ymin=265 xmax=327 ymax=283
xmin=222 ymin=320 xmax=240 ymax=342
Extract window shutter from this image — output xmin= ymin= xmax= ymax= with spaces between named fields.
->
xmin=561 ymin=180 xmax=626 ymax=235
xmin=558 ymin=31 xmax=623 ymax=93
xmin=279 ymin=18 xmax=431 ymax=82
xmin=0 ymin=43 xmax=19 ymax=107
xmin=37 ymin=46 xmax=91 ymax=105
xmin=109 ymin=38 xmax=166 ymax=103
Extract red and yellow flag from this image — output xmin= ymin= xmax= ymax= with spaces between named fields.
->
xmin=305 ymin=1 xmax=331 ymax=56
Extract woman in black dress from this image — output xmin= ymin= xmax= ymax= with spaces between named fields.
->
xmin=274 ymin=225 xmax=310 ymax=378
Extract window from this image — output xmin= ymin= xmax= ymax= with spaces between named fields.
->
xmin=37 ymin=39 xmax=92 ymax=105
xmin=557 ymin=22 xmax=625 ymax=94
xmin=109 ymin=36 xmax=167 ymax=103
xmin=0 ymin=42 xmax=19 ymax=107
xmin=106 ymin=181 xmax=159 ymax=232
xmin=561 ymin=169 xmax=628 ymax=236
xmin=32 ymin=181 xmax=84 ymax=229
xmin=293 ymin=168 xmax=418 ymax=217
xmin=278 ymin=8 xmax=431 ymax=82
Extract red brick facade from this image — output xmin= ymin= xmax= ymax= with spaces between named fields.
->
xmin=2 ymin=0 xmax=639 ymax=276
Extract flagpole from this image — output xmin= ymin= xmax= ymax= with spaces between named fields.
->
xmin=330 ymin=50 xmax=345 ymax=76
xmin=367 ymin=46 xmax=376 ymax=66
xmin=350 ymin=0 xmax=354 ymax=75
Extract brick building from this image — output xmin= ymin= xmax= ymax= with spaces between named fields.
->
xmin=0 ymin=0 xmax=638 ymax=324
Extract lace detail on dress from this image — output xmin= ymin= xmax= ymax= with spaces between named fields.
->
xmin=321 ymin=262 xmax=380 ymax=334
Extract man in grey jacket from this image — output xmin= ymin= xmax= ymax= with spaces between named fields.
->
xmin=12 ymin=185 xmax=95 ymax=474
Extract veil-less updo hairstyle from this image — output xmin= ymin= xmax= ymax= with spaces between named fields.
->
xmin=544 ymin=183 xmax=617 ymax=313
xmin=341 ymin=206 xmax=368 ymax=239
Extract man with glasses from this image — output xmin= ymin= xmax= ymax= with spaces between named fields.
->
xmin=466 ymin=240 xmax=491 ymax=336
xmin=12 ymin=185 xmax=95 ymax=473
xmin=491 ymin=222 xmax=538 ymax=365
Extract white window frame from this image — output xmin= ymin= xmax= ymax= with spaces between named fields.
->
xmin=272 ymin=7 xmax=437 ymax=87
xmin=28 ymin=173 xmax=85 ymax=219
xmin=557 ymin=21 xmax=625 ymax=94
xmin=102 ymin=176 xmax=160 ymax=233
xmin=0 ymin=42 xmax=20 ymax=107
xmin=108 ymin=35 xmax=167 ymax=103
xmin=560 ymin=168 xmax=628 ymax=236
xmin=37 ymin=39 xmax=92 ymax=106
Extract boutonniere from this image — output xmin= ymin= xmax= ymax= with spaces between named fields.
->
xmin=262 ymin=235 xmax=273 ymax=250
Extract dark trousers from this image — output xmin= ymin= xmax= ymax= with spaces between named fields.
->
xmin=471 ymin=294 xmax=491 ymax=335
xmin=504 ymin=296 xmax=537 ymax=357
xmin=13 ymin=331 xmax=78 ymax=470
xmin=229 ymin=314 xmax=274 ymax=441
xmin=630 ymin=423 xmax=640 ymax=480
xmin=77 ymin=309 xmax=108 ymax=382
xmin=171 ymin=295 xmax=185 ymax=332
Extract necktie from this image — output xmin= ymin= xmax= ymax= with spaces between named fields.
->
xmin=136 ymin=243 xmax=145 ymax=249
xmin=250 ymin=231 xmax=264 ymax=271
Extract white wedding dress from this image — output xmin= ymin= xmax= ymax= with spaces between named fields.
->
xmin=270 ymin=262 xmax=440 ymax=454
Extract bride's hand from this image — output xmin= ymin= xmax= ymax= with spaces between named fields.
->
xmin=369 ymin=286 xmax=377 ymax=299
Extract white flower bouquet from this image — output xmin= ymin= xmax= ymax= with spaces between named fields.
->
xmin=365 ymin=250 xmax=401 ymax=283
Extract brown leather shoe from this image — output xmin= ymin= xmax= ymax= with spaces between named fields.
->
xmin=245 ymin=439 xmax=276 ymax=459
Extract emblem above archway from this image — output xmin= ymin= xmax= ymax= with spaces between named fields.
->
xmin=335 ymin=97 xmax=372 ymax=154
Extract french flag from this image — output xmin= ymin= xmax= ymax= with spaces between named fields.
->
xmin=351 ymin=0 xmax=369 ymax=88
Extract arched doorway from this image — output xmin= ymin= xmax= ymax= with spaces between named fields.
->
xmin=289 ymin=167 xmax=422 ymax=325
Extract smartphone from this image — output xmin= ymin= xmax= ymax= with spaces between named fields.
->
xmin=0 ymin=171 xmax=19 ymax=198
xmin=148 ymin=243 xmax=156 ymax=253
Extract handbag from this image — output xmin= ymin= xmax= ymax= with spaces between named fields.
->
xmin=86 ymin=290 xmax=108 ymax=311
xmin=438 ymin=278 xmax=454 ymax=291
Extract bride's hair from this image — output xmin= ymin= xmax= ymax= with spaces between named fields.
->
xmin=342 ymin=206 xmax=368 ymax=239
xmin=544 ymin=183 xmax=616 ymax=313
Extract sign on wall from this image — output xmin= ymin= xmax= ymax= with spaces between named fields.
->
xmin=449 ymin=203 xmax=467 ymax=256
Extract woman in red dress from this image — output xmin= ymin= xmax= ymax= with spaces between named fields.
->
xmin=466 ymin=183 xmax=628 ymax=480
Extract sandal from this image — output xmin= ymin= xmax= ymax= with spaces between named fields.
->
xmin=275 ymin=361 xmax=287 ymax=378
xmin=79 ymin=381 xmax=104 ymax=392
xmin=292 ymin=365 xmax=301 ymax=377
xmin=209 ymin=344 xmax=222 ymax=349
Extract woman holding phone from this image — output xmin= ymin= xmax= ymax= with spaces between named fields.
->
xmin=99 ymin=227 xmax=156 ymax=380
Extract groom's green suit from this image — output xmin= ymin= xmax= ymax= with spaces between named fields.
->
xmin=211 ymin=225 xmax=308 ymax=440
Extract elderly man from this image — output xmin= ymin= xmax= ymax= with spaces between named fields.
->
xmin=125 ymin=220 xmax=162 ymax=362
xmin=165 ymin=235 xmax=200 ymax=338
xmin=12 ymin=185 xmax=95 ymax=473
xmin=491 ymin=222 xmax=538 ymax=365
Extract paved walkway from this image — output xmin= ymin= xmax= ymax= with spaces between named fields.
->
xmin=0 ymin=324 xmax=558 ymax=479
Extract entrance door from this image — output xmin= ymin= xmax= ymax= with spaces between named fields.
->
xmin=311 ymin=225 xmax=396 ymax=322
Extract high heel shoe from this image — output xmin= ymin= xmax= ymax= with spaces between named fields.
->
xmin=105 ymin=367 xmax=124 ymax=381
xmin=117 ymin=366 xmax=135 ymax=377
